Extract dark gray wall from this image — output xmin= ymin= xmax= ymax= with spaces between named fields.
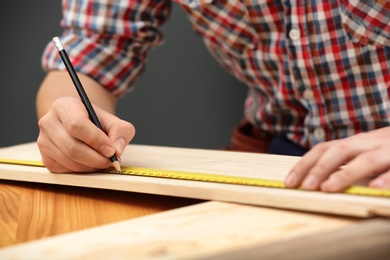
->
xmin=0 ymin=2 xmax=247 ymax=149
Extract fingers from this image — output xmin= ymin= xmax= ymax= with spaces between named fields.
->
xmin=38 ymin=109 xmax=112 ymax=172
xmin=37 ymin=97 xmax=135 ymax=173
xmin=285 ymin=130 xmax=390 ymax=192
xmin=38 ymin=134 xmax=103 ymax=173
xmin=321 ymin=148 xmax=390 ymax=192
xmin=284 ymin=142 xmax=329 ymax=189
xmin=54 ymin=98 xmax=117 ymax=158
xmin=370 ymin=170 xmax=390 ymax=189
xmin=286 ymin=140 xmax=361 ymax=190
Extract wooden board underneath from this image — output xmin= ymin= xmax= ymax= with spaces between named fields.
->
xmin=0 ymin=142 xmax=389 ymax=217
xmin=0 ymin=201 xmax=361 ymax=259
xmin=204 ymin=217 xmax=390 ymax=259
xmin=0 ymin=179 xmax=201 ymax=248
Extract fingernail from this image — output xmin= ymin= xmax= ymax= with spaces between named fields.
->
xmin=114 ymin=138 xmax=127 ymax=154
xmin=302 ymin=175 xmax=318 ymax=190
xmin=370 ymin=179 xmax=384 ymax=188
xmin=101 ymin=145 xmax=115 ymax=157
xmin=285 ymin=172 xmax=297 ymax=187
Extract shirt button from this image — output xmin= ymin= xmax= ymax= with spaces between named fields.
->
xmin=313 ymin=127 xmax=325 ymax=140
xmin=289 ymin=27 xmax=301 ymax=40
xmin=303 ymin=89 xmax=314 ymax=100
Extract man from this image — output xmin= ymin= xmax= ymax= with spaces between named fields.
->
xmin=36 ymin=0 xmax=390 ymax=192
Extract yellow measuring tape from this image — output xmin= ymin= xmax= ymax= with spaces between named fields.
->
xmin=1 ymin=158 xmax=390 ymax=198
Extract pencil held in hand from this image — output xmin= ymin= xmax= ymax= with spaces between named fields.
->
xmin=52 ymin=36 xmax=122 ymax=173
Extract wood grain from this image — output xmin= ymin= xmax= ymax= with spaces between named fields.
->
xmin=0 ymin=201 xmax=360 ymax=259
xmin=206 ymin=219 xmax=390 ymax=260
xmin=0 ymin=142 xmax=389 ymax=217
xmin=0 ymin=182 xmax=20 ymax=246
xmin=0 ymin=180 xmax=201 ymax=248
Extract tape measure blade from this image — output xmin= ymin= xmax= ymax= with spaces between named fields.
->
xmin=0 ymin=158 xmax=44 ymax=167
xmin=121 ymin=166 xmax=284 ymax=189
xmin=0 ymin=158 xmax=389 ymax=198
xmin=344 ymin=186 xmax=390 ymax=198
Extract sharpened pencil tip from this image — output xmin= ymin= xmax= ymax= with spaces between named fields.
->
xmin=112 ymin=160 xmax=122 ymax=174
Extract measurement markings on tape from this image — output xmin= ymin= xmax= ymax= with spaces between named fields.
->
xmin=0 ymin=158 xmax=389 ymax=198
xmin=116 ymin=167 xmax=285 ymax=188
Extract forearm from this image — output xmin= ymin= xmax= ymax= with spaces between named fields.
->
xmin=36 ymin=71 xmax=117 ymax=119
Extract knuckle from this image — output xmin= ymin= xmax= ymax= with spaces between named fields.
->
xmin=65 ymin=117 xmax=84 ymax=136
xmin=52 ymin=97 xmax=66 ymax=111
xmin=333 ymin=171 xmax=350 ymax=183
xmin=336 ymin=143 xmax=349 ymax=152
xmin=36 ymin=134 xmax=45 ymax=148
xmin=64 ymin=142 xmax=82 ymax=159
xmin=310 ymin=163 xmax=327 ymax=175
xmin=291 ymin=163 xmax=307 ymax=175
xmin=312 ymin=142 xmax=329 ymax=153
xmin=38 ymin=116 xmax=50 ymax=131
xmin=51 ymin=98 xmax=61 ymax=109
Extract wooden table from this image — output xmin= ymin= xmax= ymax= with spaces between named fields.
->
xmin=0 ymin=143 xmax=389 ymax=258
xmin=0 ymin=179 xmax=200 ymax=248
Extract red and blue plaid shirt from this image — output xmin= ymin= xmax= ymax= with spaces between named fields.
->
xmin=42 ymin=0 xmax=390 ymax=149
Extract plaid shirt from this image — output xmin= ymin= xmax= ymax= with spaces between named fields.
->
xmin=42 ymin=0 xmax=390 ymax=149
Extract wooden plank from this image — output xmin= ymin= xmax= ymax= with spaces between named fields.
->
xmin=0 ymin=182 xmax=20 ymax=247
xmin=0 ymin=180 xmax=201 ymax=248
xmin=204 ymin=219 xmax=390 ymax=260
xmin=0 ymin=201 xmax=359 ymax=259
xmin=0 ymin=142 xmax=389 ymax=217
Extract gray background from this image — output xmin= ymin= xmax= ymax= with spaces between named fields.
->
xmin=0 ymin=1 xmax=247 ymax=149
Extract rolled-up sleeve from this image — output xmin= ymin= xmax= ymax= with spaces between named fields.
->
xmin=42 ymin=0 xmax=171 ymax=96
xmin=338 ymin=0 xmax=390 ymax=46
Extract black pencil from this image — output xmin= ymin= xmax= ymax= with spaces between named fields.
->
xmin=52 ymin=36 xmax=122 ymax=173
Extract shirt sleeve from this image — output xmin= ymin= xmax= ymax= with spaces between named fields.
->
xmin=42 ymin=0 xmax=171 ymax=97
xmin=338 ymin=0 xmax=390 ymax=46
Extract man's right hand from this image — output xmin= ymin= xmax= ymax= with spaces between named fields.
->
xmin=37 ymin=96 xmax=135 ymax=172
xmin=36 ymin=71 xmax=135 ymax=173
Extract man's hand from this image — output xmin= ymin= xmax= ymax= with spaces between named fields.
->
xmin=285 ymin=127 xmax=390 ymax=192
xmin=36 ymin=71 xmax=135 ymax=173
xmin=37 ymin=96 xmax=135 ymax=173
